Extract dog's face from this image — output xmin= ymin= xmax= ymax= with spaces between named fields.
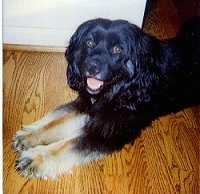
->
xmin=66 ymin=18 xmax=155 ymax=99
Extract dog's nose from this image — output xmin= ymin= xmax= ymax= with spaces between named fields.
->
xmin=85 ymin=61 xmax=101 ymax=76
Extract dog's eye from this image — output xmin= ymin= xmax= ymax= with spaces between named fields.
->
xmin=113 ymin=45 xmax=123 ymax=54
xmin=86 ymin=40 xmax=95 ymax=48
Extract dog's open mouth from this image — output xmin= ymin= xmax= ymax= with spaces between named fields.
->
xmin=86 ymin=77 xmax=104 ymax=95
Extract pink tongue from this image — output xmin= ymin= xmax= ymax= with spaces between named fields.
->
xmin=87 ymin=78 xmax=104 ymax=90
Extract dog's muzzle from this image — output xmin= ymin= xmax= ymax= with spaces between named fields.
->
xmin=83 ymin=59 xmax=105 ymax=95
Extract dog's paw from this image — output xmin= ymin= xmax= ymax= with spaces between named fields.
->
xmin=15 ymin=157 xmax=37 ymax=177
xmin=12 ymin=125 xmax=41 ymax=152
xmin=15 ymin=148 xmax=46 ymax=179
xmin=15 ymin=146 xmax=68 ymax=179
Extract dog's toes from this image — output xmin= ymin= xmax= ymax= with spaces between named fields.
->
xmin=15 ymin=147 xmax=43 ymax=179
xmin=14 ymin=147 xmax=58 ymax=179
xmin=15 ymin=157 xmax=35 ymax=174
xmin=15 ymin=156 xmax=38 ymax=178
xmin=12 ymin=124 xmax=44 ymax=152
xmin=12 ymin=132 xmax=32 ymax=152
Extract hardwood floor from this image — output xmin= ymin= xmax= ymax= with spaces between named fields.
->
xmin=3 ymin=47 xmax=200 ymax=194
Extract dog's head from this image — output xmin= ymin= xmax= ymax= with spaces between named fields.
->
xmin=65 ymin=18 xmax=160 ymax=102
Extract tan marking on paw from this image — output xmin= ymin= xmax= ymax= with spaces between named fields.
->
xmin=35 ymin=155 xmax=43 ymax=164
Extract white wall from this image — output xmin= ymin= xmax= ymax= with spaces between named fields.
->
xmin=3 ymin=0 xmax=147 ymax=47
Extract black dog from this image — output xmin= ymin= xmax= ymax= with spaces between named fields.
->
xmin=13 ymin=17 xmax=200 ymax=179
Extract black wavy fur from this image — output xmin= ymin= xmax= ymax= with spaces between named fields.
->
xmin=65 ymin=17 xmax=200 ymax=153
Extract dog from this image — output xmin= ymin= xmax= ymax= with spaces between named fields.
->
xmin=13 ymin=17 xmax=200 ymax=179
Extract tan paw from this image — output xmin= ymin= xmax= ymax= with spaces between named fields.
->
xmin=15 ymin=145 xmax=71 ymax=179
xmin=15 ymin=147 xmax=46 ymax=178
xmin=12 ymin=125 xmax=41 ymax=152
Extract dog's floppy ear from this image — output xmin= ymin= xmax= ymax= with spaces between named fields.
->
xmin=127 ymin=24 xmax=158 ymax=72
xmin=125 ymin=24 xmax=162 ymax=103
xmin=65 ymin=21 xmax=92 ymax=91
xmin=128 ymin=23 xmax=177 ymax=79
xmin=125 ymin=59 xmax=135 ymax=78
xmin=66 ymin=21 xmax=92 ymax=55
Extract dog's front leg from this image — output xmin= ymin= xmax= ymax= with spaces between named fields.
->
xmin=12 ymin=102 xmax=78 ymax=152
xmin=12 ymin=99 xmax=106 ymax=179
xmin=14 ymin=113 xmax=104 ymax=179
xmin=15 ymin=131 xmax=104 ymax=179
